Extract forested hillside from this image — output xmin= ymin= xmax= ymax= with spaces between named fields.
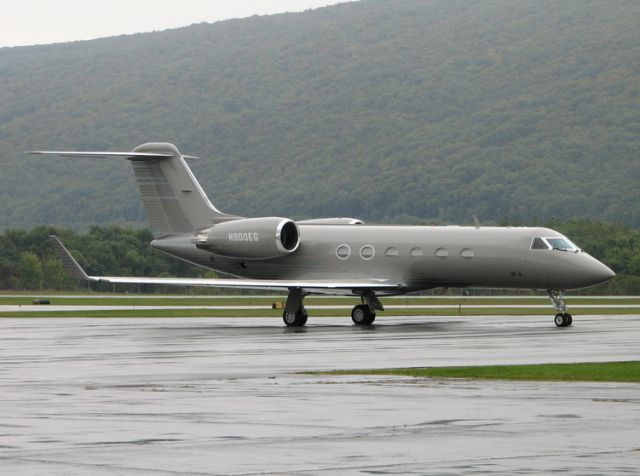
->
xmin=1 ymin=0 xmax=639 ymax=229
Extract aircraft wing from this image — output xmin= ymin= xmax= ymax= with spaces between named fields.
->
xmin=50 ymin=236 xmax=404 ymax=292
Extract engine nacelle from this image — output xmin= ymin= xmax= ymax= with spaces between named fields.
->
xmin=196 ymin=217 xmax=300 ymax=260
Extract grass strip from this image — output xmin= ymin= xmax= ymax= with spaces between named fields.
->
xmin=318 ymin=361 xmax=640 ymax=383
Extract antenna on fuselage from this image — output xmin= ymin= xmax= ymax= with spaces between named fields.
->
xmin=472 ymin=215 xmax=481 ymax=229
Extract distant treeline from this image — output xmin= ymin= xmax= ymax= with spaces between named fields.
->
xmin=0 ymin=227 xmax=211 ymax=294
xmin=1 ymin=221 xmax=638 ymax=294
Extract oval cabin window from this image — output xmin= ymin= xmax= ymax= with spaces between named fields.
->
xmin=336 ymin=244 xmax=351 ymax=260
xmin=385 ymin=247 xmax=399 ymax=257
xmin=435 ymin=247 xmax=448 ymax=258
xmin=460 ymin=248 xmax=474 ymax=259
xmin=360 ymin=245 xmax=375 ymax=260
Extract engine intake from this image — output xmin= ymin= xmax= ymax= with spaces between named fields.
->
xmin=196 ymin=217 xmax=300 ymax=260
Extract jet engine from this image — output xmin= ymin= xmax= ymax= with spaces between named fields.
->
xmin=196 ymin=217 xmax=300 ymax=260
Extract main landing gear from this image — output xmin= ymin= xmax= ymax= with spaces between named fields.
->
xmin=282 ymin=288 xmax=308 ymax=327
xmin=554 ymin=312 xmax=572 ymax=327
xmin=283 ymin=308 xmax=308 ymax=327
xmin=351 ymin=304 xmax=375 ymax=325
xmin=351 ymin=291 xmax=384 ymax=326
xmin=281 ymin=288 xmax=384 ymax=327
xmin=549 ymin=290 xmax=572 ymax=327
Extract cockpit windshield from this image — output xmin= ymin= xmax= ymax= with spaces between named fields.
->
xmin=531 ymin=237 xmax=580 ymax=252
xmin=546 ymin=238 xmax=579 ymax=251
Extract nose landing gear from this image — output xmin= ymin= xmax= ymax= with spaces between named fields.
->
xmin=549 ymin=290 xmax=572 ymax=327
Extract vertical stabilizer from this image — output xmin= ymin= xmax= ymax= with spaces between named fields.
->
xmin=29 ymin=142 xmax=238 ymax=237
xmin=129 ymin=143 xmax=236 ymax=237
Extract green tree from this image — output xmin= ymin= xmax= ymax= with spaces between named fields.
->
xmin=18 ymin=251 xmax=43 ymax=291
xmin=42 ymin=257 xmax=68 ymax=290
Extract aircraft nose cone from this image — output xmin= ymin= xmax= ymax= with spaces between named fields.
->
xmin=588 ymin=259 xmax=615 ymax=286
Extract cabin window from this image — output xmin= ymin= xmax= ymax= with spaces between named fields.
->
xmin=435 ymin=247 xmax=448 ymax=258
xmin=410 ymin=247 xmax=424 ymax=257
xmin=336 ymin=244 xmax=351 ymax=260
xmin=531 ymin=238 xmax=549 ymax=250
xmin=360 ymin=245 xmax=375 ymax=260
xmin=385 ymin=247 xmax=399 ymax=257
xmin=460 ymin=248 xmax=474 ymax=259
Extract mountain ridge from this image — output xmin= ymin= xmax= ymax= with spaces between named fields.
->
xmin=1 ymin=0 xmax=638 ymax=229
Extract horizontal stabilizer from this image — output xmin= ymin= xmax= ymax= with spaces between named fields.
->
xmin=28 ymin=151 xmax=199 ymax=160
xmin=34 ymin=143 xmax=215 ymax=237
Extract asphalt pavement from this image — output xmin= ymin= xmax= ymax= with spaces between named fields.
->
xmin=0 ymin=314 xmax=639 ymax=474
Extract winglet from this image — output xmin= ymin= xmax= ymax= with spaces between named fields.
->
xmin=49 ymin=235 xmax=93 ymax=281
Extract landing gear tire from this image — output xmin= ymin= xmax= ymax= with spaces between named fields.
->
xmin=554 ymin=312 xmax=572 ymax=328
xmin=283 ymin=310 xmax=308 ymax=327
xmin=351 ymin=304 xmax=375 ymax=325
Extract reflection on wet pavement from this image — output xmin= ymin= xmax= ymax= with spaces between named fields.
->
xmin=0 ymin=314 xmax=639 ymax=474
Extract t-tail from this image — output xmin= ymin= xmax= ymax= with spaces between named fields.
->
xmin=29 ymin=142 xmax=238 ymax=237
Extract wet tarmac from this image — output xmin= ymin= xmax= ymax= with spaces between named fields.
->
xmin=0 ymin=314 xmax=639 ymax=474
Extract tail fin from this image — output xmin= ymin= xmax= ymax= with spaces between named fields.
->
xmin=30 ymin=143 xmax=238 ymax=237
xmin=129 ymin=143 xmax=235 ymax=237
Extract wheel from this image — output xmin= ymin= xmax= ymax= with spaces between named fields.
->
xmin=283 ymin=310 xmax=307 ymax=327
xmin=298 ymin=313 xmax=308 ymax=326
xmin=351 ymin=304 xmax=375 ymax=325
xmin=351 ymin=305 xmax=366 ymax=324
xmin=554 ymin=313 xmax=572 ymax=327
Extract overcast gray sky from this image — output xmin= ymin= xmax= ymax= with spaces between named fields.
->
xmin=1 ymin=0 xmax=354 ymax=48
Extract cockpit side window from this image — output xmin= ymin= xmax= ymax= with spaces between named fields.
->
xmin=531 ymin=237 xmax=549 ymax=250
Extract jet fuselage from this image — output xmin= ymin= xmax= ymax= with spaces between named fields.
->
xmin=153 ymin=225 xmax=614 ymax=293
